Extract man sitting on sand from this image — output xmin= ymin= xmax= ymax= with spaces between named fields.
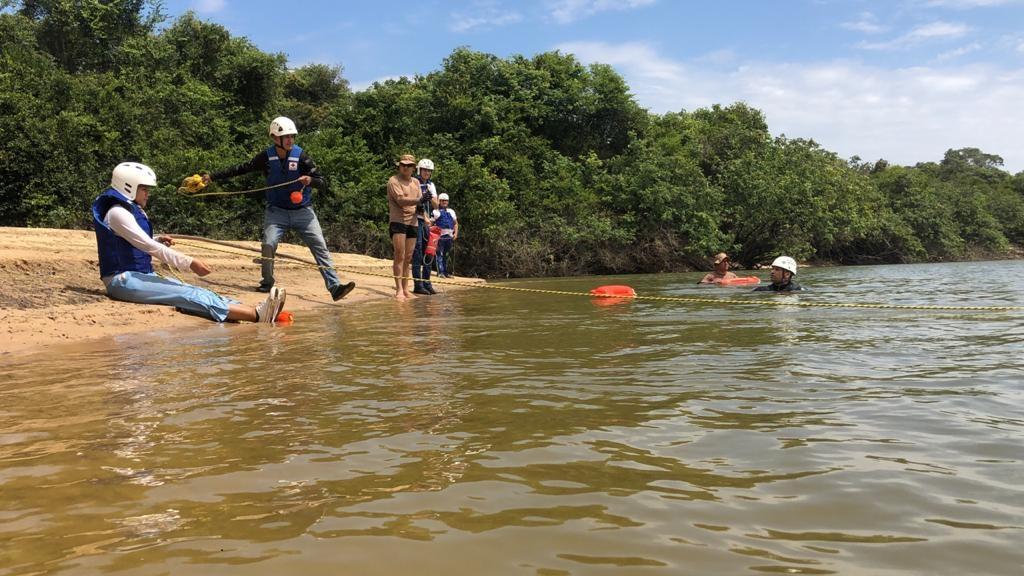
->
xmin=698 ymin=252 xmax=738 ymax=284
xmin=93 ymin=162 xmax=286 ymax=323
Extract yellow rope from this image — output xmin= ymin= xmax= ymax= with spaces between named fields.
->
xmin=175 ymin=177 xmax=303 ymax=198
xmin=173 ymin=239 xmax=1024 ymax=312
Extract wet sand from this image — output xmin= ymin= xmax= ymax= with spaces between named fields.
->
xmin=0 ymin=227 xmax=481 ymax=357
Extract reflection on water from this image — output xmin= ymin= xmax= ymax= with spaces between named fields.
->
xmin=2 ymin=261 xmax=1023 ymax=575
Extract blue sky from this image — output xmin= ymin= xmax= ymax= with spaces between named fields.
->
xmin=165 ymin=0 xmax=1024 ymax=172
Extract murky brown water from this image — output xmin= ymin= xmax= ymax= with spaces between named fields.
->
xmin=2 ymin=262 xmax=1023 ymax=575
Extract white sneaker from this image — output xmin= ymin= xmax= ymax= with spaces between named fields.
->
xmin=255 ymin=293 xmax=274 ymax=323
xmin=255 ymin=287 xmax=287 ymax=323
xmin=270 ymin=287 xmax=287 ymax=322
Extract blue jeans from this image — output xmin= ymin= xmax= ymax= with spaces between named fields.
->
xmin=263 ymin=205 xmax=341 ymax=292
xmin=105 ymin=271 xmax=238 ymax=322
xmin=411 ymin=218 xmax=433 ymax=289
xmin=436 ymin=236 xmax=454 ymax=276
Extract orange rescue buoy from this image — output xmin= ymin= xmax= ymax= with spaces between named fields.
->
xmin=589 ymin=285 xmax=637 ymax=304
xmin=718 ymin=276 xmax=760 ymax=286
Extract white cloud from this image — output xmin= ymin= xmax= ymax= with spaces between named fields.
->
xmin=859 ymin=21 xmax=971 ymax=50
xmin=193 ymin=0 xmax=226 ymax=13
xmin=692 ymin=49 xmax=738 ymax=65
xmin=559 ymin=40 xmax=1024 ymax=172
xmin=1018 ymin=40 xmax=1024 ymax=52
xmin=449 ymin=4 xmax=523 ymax=32
xmin=935 ymin=41 xmax=982 ymax=60
xmin=546 ymin=0 xmax=656 ymax=24
xmin=909 ymin=21 xmax=972 ymax=40
xmin=923 ymin=0 xmax=1017 ymax=7
xmin=841 ymin=12 xmax=886 ymax=34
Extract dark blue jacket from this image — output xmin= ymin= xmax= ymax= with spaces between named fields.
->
xmin=210 ymin=145 xmax=325 ymax=210
xmin=415 ymin=175 xmax=435 ymax=217
xmin=753 ymin=280 xmax=803 ymax=292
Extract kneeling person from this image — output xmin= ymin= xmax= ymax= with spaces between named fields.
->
xmin=94 ymin=162 xmax=286 ymax=323
xmin=754 ymin=256 xmax=803 ymax=292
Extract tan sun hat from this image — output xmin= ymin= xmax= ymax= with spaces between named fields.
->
xmin=396 ymin=154 xmax=416 ymax=166
xmin=713 ymin=252 xmax=729 ymax=264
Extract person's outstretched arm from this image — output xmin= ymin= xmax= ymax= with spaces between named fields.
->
xmin=205 ymin=152 xmax=268 ymax=184
xmin=108 ymin=207 xmax=211 ymax=276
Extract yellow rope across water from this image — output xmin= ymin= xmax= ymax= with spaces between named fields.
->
xmin=172 ymin=238 xmax=1024 ymax=312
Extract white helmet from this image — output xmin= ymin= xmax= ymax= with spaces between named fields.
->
xmin=438 ymin=193 xmax=449 ymax=201
xmin=771 ymin=256 xmax=798 ymax=275
xmin=269 ymin=116 xmax=298 ymax=137
xmin=110 ymin=162 xmax=157 ymax=201
xmin=417 ymin=158 xmax=435 ymax=171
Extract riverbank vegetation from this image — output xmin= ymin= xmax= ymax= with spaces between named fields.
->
xmin=3 ymin=2 xmax=1022 ymax=277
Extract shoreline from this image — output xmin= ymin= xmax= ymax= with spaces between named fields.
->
xmin=0 ymin=227 xmax=482 ymax=359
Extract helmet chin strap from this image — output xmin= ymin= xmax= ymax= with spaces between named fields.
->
xmin=273 ymin=135 xmax=292 ymax=153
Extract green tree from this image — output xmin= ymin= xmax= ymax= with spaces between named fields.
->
xmin=689 ymin=102 xmax=771 ymax=181
xmin=281 ymin=63 xmax=350 ymax=132
xmin=8 ymin=0 xmax=163 ymax=72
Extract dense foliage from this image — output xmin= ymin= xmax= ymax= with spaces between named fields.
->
xmin=3 ymin=2 xmax=1022 ymax=277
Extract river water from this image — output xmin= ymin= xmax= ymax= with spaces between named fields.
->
xmin=2 ymin=262 xmax=1023 ymax=575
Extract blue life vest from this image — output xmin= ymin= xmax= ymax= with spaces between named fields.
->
xmin=265 ymin=144 xmax=311 ymax=209
xmin=416 ymin=176 xmax=433 ymax=217
xmin=435 ymin=208 xmax=456 ymax=233
xmin=92 ymin=188 xmax=154 ymax=278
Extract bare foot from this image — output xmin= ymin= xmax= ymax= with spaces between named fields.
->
xmin=404 ymin=291 xmax=416 ymax=299
xmin=394 ymin=291 xmax=407 ymax=301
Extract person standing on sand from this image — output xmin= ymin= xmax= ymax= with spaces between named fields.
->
xmin=202 ymin=116 xmax=356 ymax=301
xmin=412 ymin=158 xmax=439 ymax=295
xmin=388 ymin=154 xmax=423 ymax=301
xmin=431 ymin=192 xmax=459 ymax=278
xmin=698 ymin=252 xmax=738 ymax=284
xmin=93 ymin=162 xmax=287 ymax=323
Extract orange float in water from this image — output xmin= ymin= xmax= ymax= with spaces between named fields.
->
xmin=589 ymin=285 xmax=636 ymax=306
xmin=275 ymin=311 xmax=294 ymax=324
xmin=590 ymin=284 xmax=637 ymax=297
xmin=718 ymin=276 xmax=760 ymax=286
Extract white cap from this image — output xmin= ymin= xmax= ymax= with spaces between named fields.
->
xmin=438 ymin=193 xmax=449 ymax=201
xmin=417 ymin=158 xmax=435 ymax=171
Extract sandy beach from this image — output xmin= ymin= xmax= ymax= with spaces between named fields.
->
xmin=0 ymin=227 xmax=481 ymax=357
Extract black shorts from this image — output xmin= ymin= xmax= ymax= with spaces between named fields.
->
xmin=389 ymin=222 xmax=417 ymax=238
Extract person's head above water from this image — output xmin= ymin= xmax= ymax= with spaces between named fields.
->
xmin=713 ymin=252 xmax=729 ymax=273
xmin=769 ymin=255 xmax=797 ymax=284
